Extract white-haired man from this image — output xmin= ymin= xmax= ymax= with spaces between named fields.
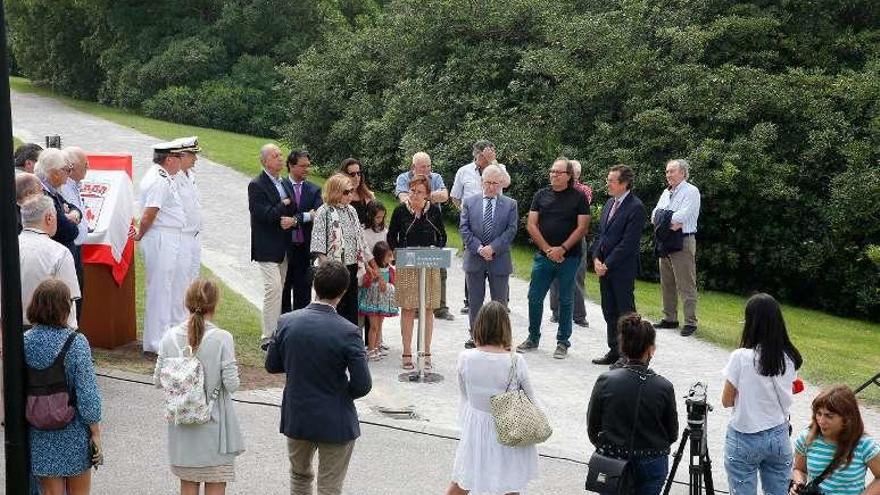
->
xmin=450 ymin=139 xmax=511 ymax=317
xmin=651 ymin=158 xmax=701 ymax=336
xmin=34 ymin=148 xmax=83 ymax=259
xmin=394 ymin=151 xmax=455 ymax=320
xmin=135 ymin=140 xmax=189 ymax=356
xmin=61 ymin=147 xmax=91 ymax=320
xmin=19 ymin=196 xmax=81 ymax=328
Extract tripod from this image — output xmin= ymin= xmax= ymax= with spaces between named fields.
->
xmin=855 ymin=371 xmax=880 ymax=394
xmin=663 ymin=383 xmax=715 ymax=495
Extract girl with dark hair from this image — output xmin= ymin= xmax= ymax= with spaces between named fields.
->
xmin=722 ymin=293 xmax=803 ymax=495
xmin=587 ymin=313 xmax=679 ymax=495
xmin=154 ymin=278 xmax=244 ymax=495
xmin=339 ymin=157 xmax=375 ymax=225
xmin=447 ymin=301 xmax=541 ymax=494
xmin=791 ymin=385 xmax=879 ymax=495
xmin=358 ymin=241 xmax=398 ymax=361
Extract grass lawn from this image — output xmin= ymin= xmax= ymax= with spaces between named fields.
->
xmin=13 ymin=77 xmax=879 ymax=404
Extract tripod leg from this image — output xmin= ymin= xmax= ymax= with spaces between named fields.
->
xmin=663 ymin=427 xmax=691 ymax=495
xmin=699 ymin=421 xmax=715 ymax=495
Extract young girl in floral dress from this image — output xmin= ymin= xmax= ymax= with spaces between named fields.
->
xmin=359 ymin=241 xmax=398 ymax=361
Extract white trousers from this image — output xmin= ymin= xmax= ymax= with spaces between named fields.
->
xmin=172 ymin=232 xmax=202 ymax=325
xmin=140 ymin=228 xmax=186 ymax=352
xmin=258 ymin=257 xmax=288 ymax=341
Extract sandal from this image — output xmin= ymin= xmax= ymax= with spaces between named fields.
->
xmin=401 ymin=354 xmax=414 ymax=370
xmin=423 ymin=353 xmax=433 ymax=371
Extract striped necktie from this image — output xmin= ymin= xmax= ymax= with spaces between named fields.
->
xmin=483 ymin=197 xmax=494 ymax=243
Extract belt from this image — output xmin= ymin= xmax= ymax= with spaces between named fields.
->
xmin=182 ymin=230 xmax=199 ymax=237
xmin=683 ymin=232 xmax=695 ymax=237
xmin=148 ymin=225 xmax=183 ymax=235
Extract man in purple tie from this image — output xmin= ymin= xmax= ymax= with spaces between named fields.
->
xmin=590 ymin=164 xmax=646 ymax=366
xmin=282 ymin=150 xmax=323 ymax=313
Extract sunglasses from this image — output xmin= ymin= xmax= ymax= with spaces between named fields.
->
xmin=343 ymin=189 xmax=354 ymax=195
xmin=347 ymin=171 xmax=363 ymax=176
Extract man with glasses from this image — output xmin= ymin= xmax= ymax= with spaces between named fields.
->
xmin=282 ymin=150 xmax=322 ymax=312
xmin=135 ymin=140 xmax=189 ymax=356
xmin=61 ymin=146 xmax=92 ymax=323
xmin=451 ymin=139 xmax=511 ymax=318
xmin=34 ymin=148 xmax=83 ymax=262
xmin=591 ymin=164 xmax=646 ymax=366
xmin=517 ymin=158 xmax=590 ymax=360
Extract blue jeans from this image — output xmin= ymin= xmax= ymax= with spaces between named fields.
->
xmin=599 ymin=456 xmax=668 ymax=495
xmin=527 ymin=253 xmax=579 ymax=347
xmin=724 ymin=424 xmax=792 ymax=495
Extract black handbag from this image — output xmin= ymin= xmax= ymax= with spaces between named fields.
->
xmin=585 ymin=368 xmax=651 ymax=494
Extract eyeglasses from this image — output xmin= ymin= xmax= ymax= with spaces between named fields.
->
xmin=343 ymin=189 xmax=354 ymax=195
xmin=549 ymin=170 xmax=569 ymax=175
xmin=61 ymin=166 xmax=73 ymax=174
xmin=483 ymin=180 xmax=501 ymax=186
xmin=347 ymin=171 xmax=362 ymax=176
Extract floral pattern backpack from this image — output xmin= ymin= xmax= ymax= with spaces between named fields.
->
xmin=157 ymin=328 xmax=220 ymax=425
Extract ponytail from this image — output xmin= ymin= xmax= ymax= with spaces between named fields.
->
xmin=183 ymin=278 xmax=220 ymax=352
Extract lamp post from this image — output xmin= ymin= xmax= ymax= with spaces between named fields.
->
xmin=0 ymin=1 xmax=33 ymax=492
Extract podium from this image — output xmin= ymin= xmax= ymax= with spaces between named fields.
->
xmin=395 ymin=247 xmax=455 ymax=383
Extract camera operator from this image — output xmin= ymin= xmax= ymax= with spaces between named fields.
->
xmin=587 ymin=313 xmax=679 ymax=495
xmin=790 ymin=385 xmax=880 ymax=495
xmin=722 ymin=293 xmax=803 ymax=495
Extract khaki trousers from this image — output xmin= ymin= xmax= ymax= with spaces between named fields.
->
xmin=660 ymin=235 xmax=698 ymax=326
xmin=258 ymin=257 xmax=288 ymax=340
xmin=287 ymin=437 xmax=355 ymax=495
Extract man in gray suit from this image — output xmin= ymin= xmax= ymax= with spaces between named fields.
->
xmin=459 ymin=165 xmax=519 ymax=348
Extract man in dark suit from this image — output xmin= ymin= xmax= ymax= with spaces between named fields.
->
xmin=460 ymin=164 xmax=518 ymax=348
xmin=281 ymin=150 xmax=323 ymax=313
xmin=248 ymin=143 xmax=298 ymax=350
xmin=266 ymin=260 xmax=371 ymax=495
xmin=591 ymin=164 xmax=646 ymax=365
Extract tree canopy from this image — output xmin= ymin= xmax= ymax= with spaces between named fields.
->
xmin=8 ymin=0 xmax=880 ymax=319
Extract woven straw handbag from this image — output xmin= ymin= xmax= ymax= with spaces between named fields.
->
xmin=489 ymin=348 xmax=552 ymax=447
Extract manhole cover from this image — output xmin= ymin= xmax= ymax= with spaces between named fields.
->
xmin=372 ymin=405 xmax=424 ymax=421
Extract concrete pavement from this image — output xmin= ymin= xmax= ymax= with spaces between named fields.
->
xmin=9 ymin=89 xmax=880 ymax=493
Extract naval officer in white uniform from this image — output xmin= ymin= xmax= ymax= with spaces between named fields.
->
xmin=170 ymin=137 xmax=202 ymax=324
xmin=135 ymin=140 xmax=188 ymax=356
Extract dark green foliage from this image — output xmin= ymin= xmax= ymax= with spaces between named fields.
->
xmin=6 ymin=0 xmax=880 ymax=318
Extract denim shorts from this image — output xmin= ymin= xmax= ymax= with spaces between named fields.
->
xmin=724 ymin=423 xmax=792 ymax=495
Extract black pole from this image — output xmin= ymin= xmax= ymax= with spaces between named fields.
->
xmin=0 ymin=1 xmax=32 ymax=492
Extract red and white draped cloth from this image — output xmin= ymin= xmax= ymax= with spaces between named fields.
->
xmin=80 ymin=166 xmax=135 ymax=286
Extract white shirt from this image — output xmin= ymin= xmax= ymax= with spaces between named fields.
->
xmin=140 ymin=165 xmax=185 ymax=229
xmin=450 ymin=162 xmax=509 ymax=201
xmin=176 ymin=170 xmax=202 ymax=234
xmin=19 ymin=228 xmax=81 ymax=328
xmin=651 ymin=180 xmax=700 ymax=234
xmin=60 ymin=178 xmax=89 ymax=245
xmin=723 ymin=347 xmax=796 ymax=433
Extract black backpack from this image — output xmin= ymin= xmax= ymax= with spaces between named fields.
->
xmin=25 ymin=331 xmax=79 ymax=430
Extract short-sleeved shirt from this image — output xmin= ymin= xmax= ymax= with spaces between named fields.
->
xmin=529 ymin=186 xmax=590 ymax=258
xmin=723 ymin=348 xmax=796 ymax=433
xmin=394 ymin=171 xmax=446 ymax=197
xmin=139 ymin=165 xmax=185 ymax=229
xmin=19 ymin=229 xmax=81 ymax=327
xmin=450 ymin=162 xmax=508 ymax=201
xmin=795 ymin=430 xmax=880 ymax=495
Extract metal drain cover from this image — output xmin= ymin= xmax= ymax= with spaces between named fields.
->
xmin=372 ymin=405 xmax=423 ymax=421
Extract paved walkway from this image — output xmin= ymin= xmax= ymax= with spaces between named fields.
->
xmin=11 ymin=89 xmax=880 ymax=493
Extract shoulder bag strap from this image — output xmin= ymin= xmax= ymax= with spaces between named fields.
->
xmin=505 ymin=345 xmax=518 ymax=392
xmin=770 ymin=377 xmax=792 ymax=432
xmin=624 ymin=367 xmax=652 ymax=454
xmin=54 ymin=331 xmax=79 ymax=365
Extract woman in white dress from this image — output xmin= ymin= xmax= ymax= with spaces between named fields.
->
xmin=447 ymin=301 xmax=540 ymax=495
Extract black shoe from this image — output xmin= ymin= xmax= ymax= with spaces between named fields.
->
xmin=464 ymin=339 xmax=476 ymax=349
xmin=573 ymin=318 xmax=589 ymax=328
xmin=434 ymin=309 xmax=455 ymax=321
xmin=592 ymin=352 xmax=620 ymax=365
xmin=680 ymin=325 xmax=698 ymax=337
xmin=260 ymin=338 xmax=271 ymax=352
xmin=609 ymin=357 xmax=627 ymax=370
xmin=550 ymin=314 xmax=559 ymax=323
xmin=460 ymin=306 xmax=469 ymax=314
xmin=516 ymin=339 xmax=539 ymax=353
xmin=653 ymin=319 xmax=679 ymax=329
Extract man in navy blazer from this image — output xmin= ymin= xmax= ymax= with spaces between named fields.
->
xmin=591 ymin=164 xmax=646 ymax=365
xmin=266 ymin=260 xmax=371 ymax=495
xmin=460 ymin=165 xmax=518 ymax=345
xmin=282 ymin=150 xmax=323 ymax=313
xmin=248 ymin=143 xmax=298 ymax=349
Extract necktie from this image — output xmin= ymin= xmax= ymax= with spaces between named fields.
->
xmin=608 ymin=198 xmax=620 ymax=221
xmin=293 ymin=183 xmax=304 ymax=244
xmin=483 ymin=197 xmax=494 ymax=243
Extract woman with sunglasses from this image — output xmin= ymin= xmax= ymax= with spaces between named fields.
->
xmin=339 ymin=158 xmax=375 ymax=226
xmin=311 ymin=173 xmax=369 ymax=325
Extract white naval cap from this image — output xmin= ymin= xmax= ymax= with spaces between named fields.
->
xmin=152 ymin=136 xmax=201 ymax=153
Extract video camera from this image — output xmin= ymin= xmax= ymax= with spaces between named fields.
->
xmin=684 ymin=381 xmax=712 ymax=427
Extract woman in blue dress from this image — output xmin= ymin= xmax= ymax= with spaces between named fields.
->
xmin=24 ymin=278 xmax=102 ymax=495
